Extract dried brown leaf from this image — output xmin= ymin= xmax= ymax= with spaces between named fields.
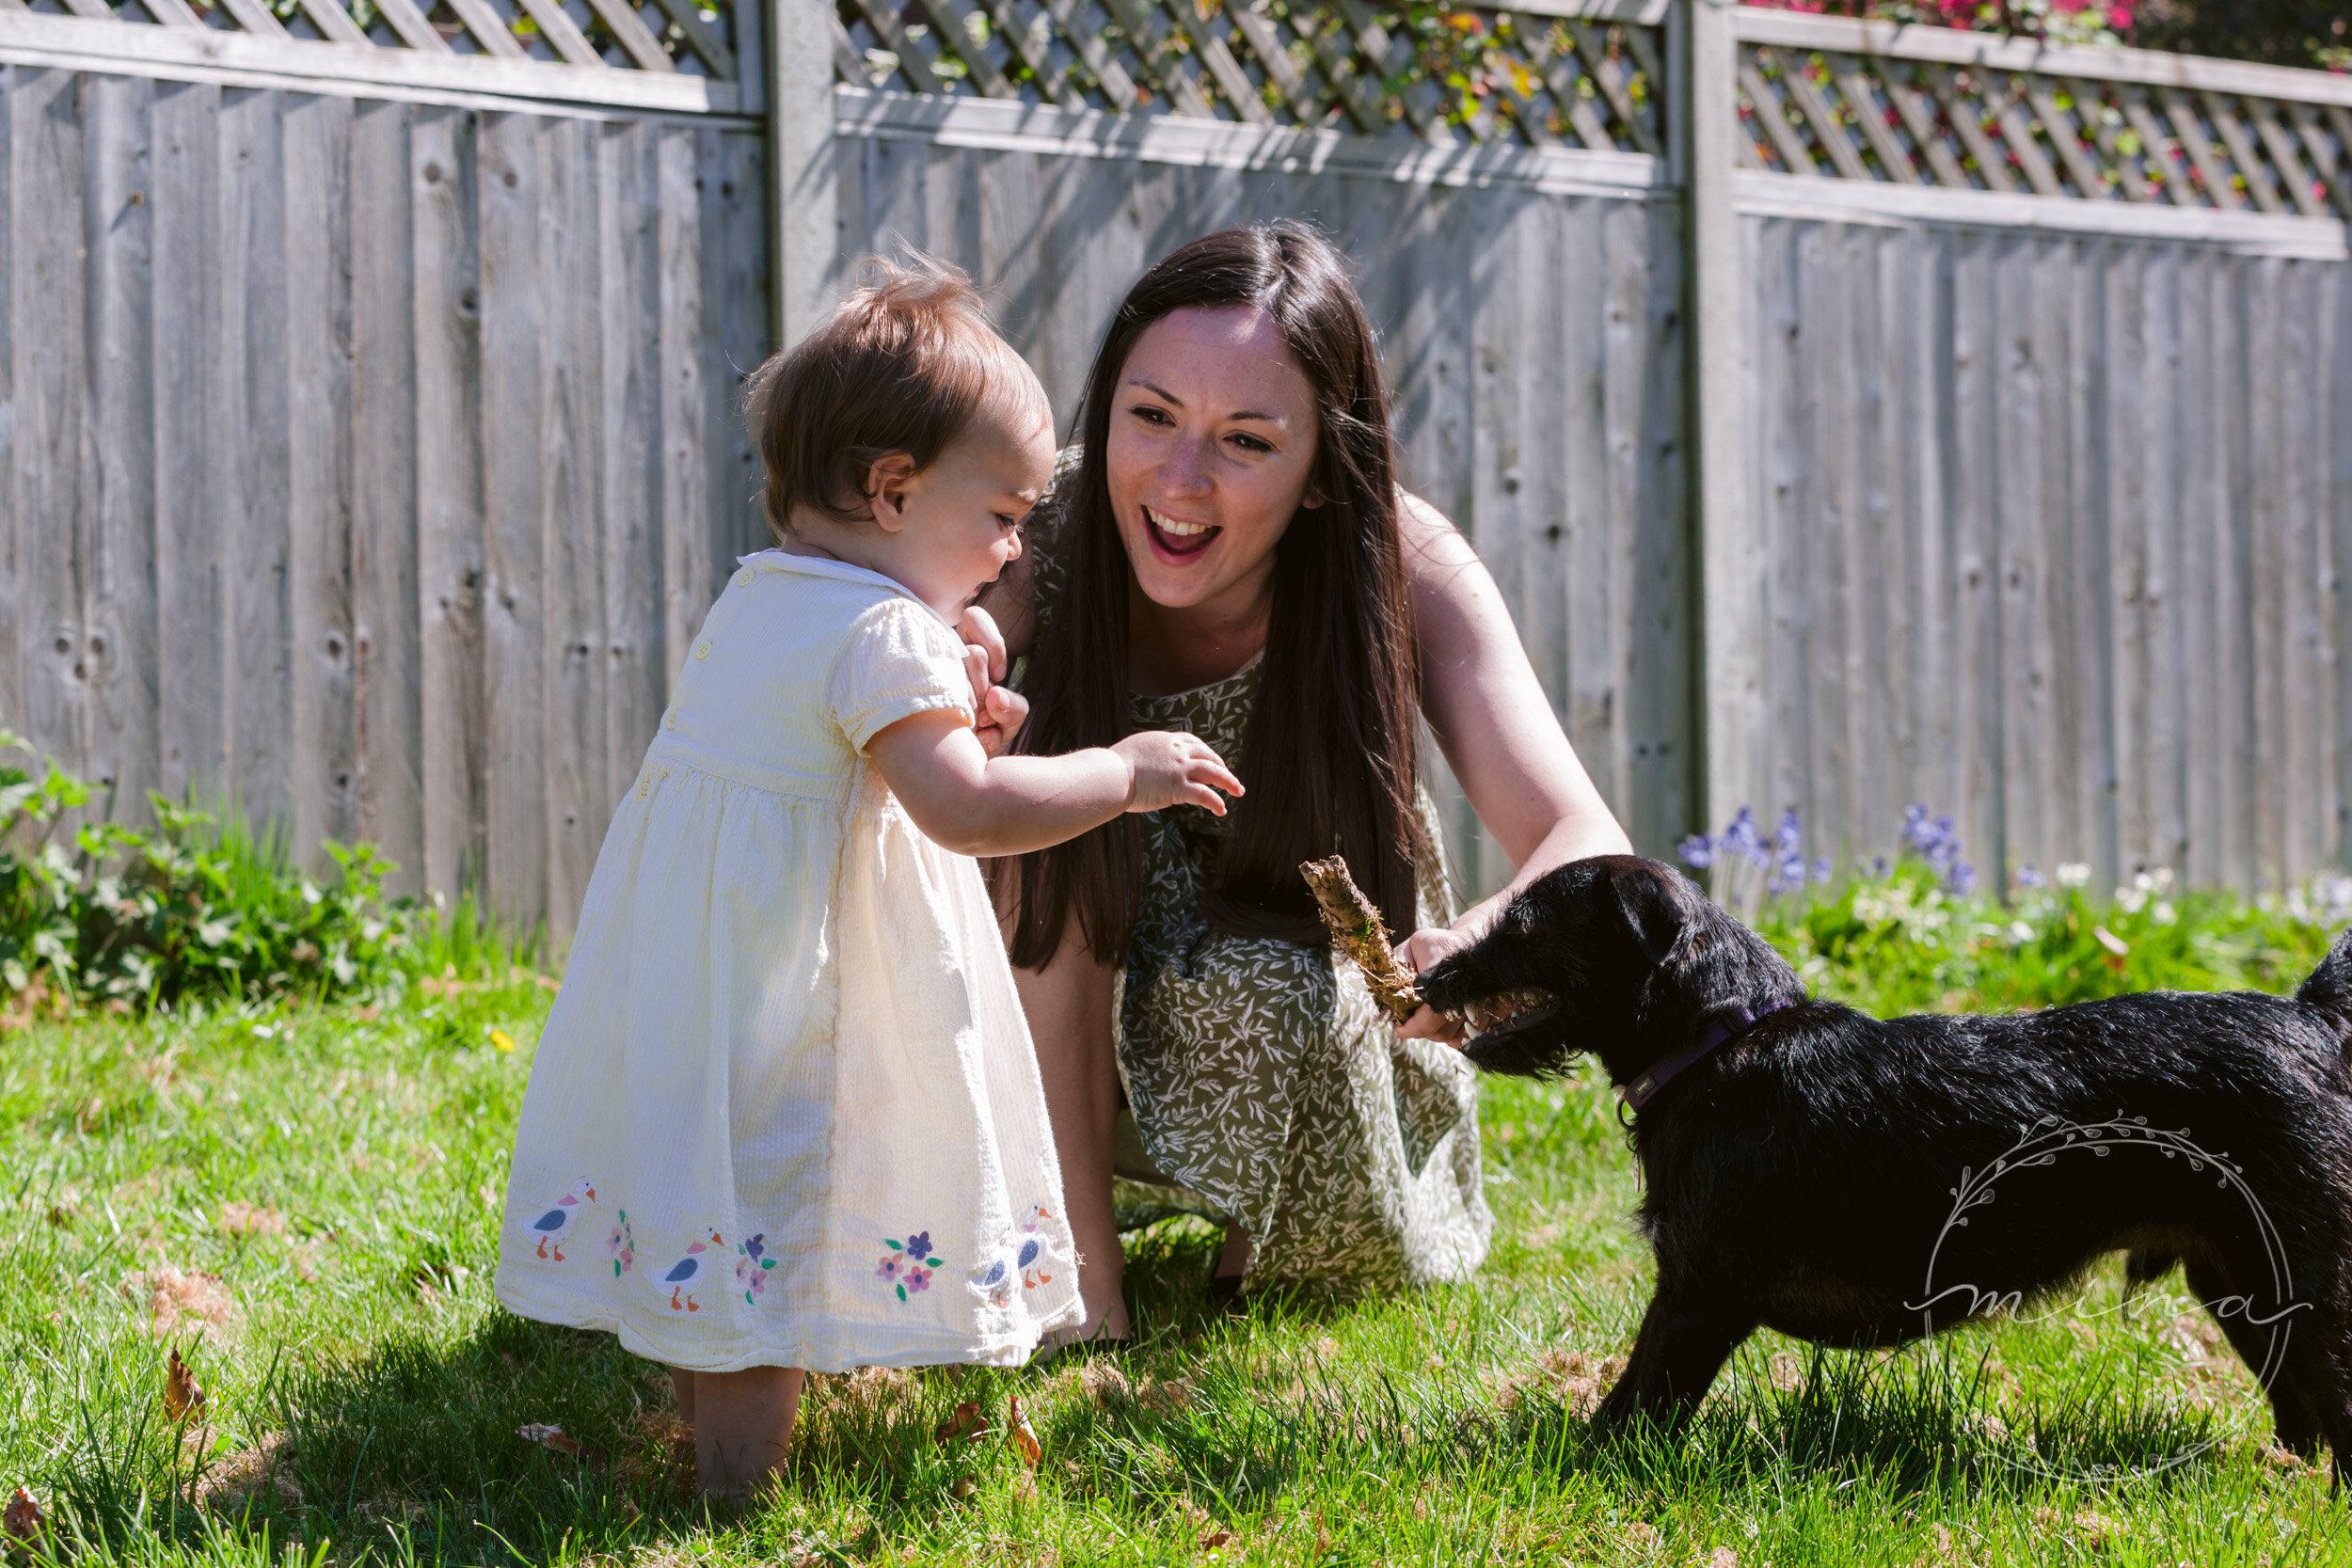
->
xmin=1201 ymin=1530 xmax=1233 ymax=1550
xmin=164 ymin=1346 xmax=207 ymax=1423
xmin=1007 ymin=1395 xmax=1041 ymax=1466
xmin=4 ymin=1488 xmax=44 ymax=1558
xmin=934 ymin=1400 xmax=986 ymax=1445
xmin=518 ymin=1422 xmax=584 ymax=1458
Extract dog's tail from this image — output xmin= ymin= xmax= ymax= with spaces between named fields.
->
xmin=2297 ymin=927 xmax=2352 ymax=1042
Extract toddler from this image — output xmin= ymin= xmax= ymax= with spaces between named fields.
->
xmin=495 ymin=260 xmax=1239 ymax=1498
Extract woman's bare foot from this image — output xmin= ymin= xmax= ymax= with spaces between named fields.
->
xmin=667 ymin=1365 xmax=805 ymax=1501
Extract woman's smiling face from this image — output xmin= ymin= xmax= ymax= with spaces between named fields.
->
xmin=1105 ymin=305 xmax=1322 ymax=617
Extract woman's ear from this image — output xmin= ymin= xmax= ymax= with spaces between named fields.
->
xmin=864 ymin=451 xmax=919 ymax=531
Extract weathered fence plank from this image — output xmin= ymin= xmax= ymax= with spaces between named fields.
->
xmin=283 ymin=93 xmax=358 ymax=858
xmin=151 ymin=79 xmax=217 ymax=813
xmin=481 ymin=109 xmax=549 ymax=942
xmin=84 ymin=71 xmax=158 ymax=826
xmin=349 ymin=98 xmax=427 ymax=894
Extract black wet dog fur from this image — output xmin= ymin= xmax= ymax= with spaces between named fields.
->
xmin=1419 ymin=855 xmax=2352 ymax=1481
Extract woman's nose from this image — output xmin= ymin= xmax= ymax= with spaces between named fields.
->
xmin=1163 ymin=435 xmax=1214 ymax=497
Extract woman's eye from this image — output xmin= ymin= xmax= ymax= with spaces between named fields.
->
xmin=1228 ymin=433 xmax=1272 ymax=454
xmin=1127 ymin=404 xmax=1172 ymax=425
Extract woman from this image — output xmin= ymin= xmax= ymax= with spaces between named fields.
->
xmin=981 ymin=222 xmax=1629 ymax=1340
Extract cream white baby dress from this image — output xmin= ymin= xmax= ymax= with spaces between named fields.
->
xmin=496 ymin=550 xmax=1079 ymax=1372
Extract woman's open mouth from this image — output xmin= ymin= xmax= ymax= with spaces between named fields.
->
xmin=1143 ymin=504 xmax=1219 ymax=562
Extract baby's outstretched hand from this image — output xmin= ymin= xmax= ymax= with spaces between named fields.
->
xmin=1112 ymin=731 xmax=1244 ymax=816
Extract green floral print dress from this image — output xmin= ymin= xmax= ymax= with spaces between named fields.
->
xmin=1021 ymin=493 xmax=1493 ymax=1296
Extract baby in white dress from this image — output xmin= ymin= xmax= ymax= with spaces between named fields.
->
xmin=496 ymin=259 xmax=1240 ymax=1498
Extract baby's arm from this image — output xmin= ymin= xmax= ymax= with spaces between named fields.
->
xmin=866 ymin=712 xmax=1242 ymax=859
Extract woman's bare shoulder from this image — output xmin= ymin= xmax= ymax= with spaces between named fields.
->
xmin=1396 ymin=492 xmax=1491 ymax=618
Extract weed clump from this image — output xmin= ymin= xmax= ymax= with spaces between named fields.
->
xmin=0 ymin=724 xmax=477 ymax=1019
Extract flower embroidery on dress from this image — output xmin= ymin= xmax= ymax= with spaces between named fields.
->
xmin=735 ymin=1233 xmax=776 ymax=1304
xmin=879 ymin=1230 xmax=944 ymax=1304
xmin=607 ymin=1209 xmax=637 ymax=1277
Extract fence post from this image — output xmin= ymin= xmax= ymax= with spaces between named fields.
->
xmin=767 ymin=0 xmax=837 ymax=350
xmin=1675 ymin=0 xmax=1760 ymax=841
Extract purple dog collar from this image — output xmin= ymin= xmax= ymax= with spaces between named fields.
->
xmin=1618 ymin=1001 xmax=1792 ymax=1116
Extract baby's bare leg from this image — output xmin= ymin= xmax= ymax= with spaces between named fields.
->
xmin=667 ymin=1365 xmax=803 ymax=1499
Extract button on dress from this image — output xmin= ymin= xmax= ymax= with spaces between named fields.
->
xmin=497 ymin=551 xmax=1080 ymax=1372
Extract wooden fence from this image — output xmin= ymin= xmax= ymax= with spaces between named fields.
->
xmin=0 ymin=0 xmax=2345 ymax=939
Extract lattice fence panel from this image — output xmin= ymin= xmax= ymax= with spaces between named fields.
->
xmin=9 ymin=0 xmax=739 ymax=79
xmin=1736 ymin=40 xmax=2352 ymax=216
xmin=834 ymin=0 xmax=1665 ymax=150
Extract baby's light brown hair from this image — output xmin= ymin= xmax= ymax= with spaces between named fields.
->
xmin=745 ymin=255 xmax=1041 ymax=543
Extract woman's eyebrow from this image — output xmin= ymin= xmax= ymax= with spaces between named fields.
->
xmin=1124 ymin=378 xmax=1284 ymax=426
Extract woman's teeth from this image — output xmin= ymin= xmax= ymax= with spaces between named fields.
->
xmin=1146 ymin=506 xmax=1210 ymax=539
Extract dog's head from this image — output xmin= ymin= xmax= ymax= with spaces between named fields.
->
xmin=1420 ymin=855 xmax=1804 ymax=1080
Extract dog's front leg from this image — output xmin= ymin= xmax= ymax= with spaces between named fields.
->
xmin=1594 ymin=1291 xmax=1756 ymax=1437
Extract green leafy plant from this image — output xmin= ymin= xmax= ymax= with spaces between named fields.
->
xmin=0 ymin=726 xmax=424 ymax=1014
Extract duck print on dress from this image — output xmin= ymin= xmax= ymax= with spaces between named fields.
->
xmin=1017 ymin=1206 xmax=1060 ymax=1289
xmin=606 ymin=1210 xmax=637 ymax=1277
xmin=734 ymin=1233 xmax=776 ymax=1304
xmin=656 ymin=1228 xmax=724 ymax=1311
xmin=974 ymin=1205 xmax=1062 ymax=1307
xmin=878 ymin=1229 xmax=943 ymax=1303
xmin=522 ymin=1179 xmax=596 ymax=1261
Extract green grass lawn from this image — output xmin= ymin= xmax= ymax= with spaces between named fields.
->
xmin=6 ymin=889 xmax=2351 ymax=1566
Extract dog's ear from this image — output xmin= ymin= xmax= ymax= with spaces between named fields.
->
xmin=1608 ymin=861 xmax=1687 ymax=965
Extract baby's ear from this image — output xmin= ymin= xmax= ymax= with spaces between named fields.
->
xmin=864 ymin=451 xmax=919 ymax=530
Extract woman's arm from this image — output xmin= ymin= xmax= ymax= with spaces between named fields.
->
xmin=1395 ymin=493 xmax=1631 ymax=1039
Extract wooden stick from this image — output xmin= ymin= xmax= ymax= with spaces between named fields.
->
xmin=1300 ymin=856 xmax=1422 ymax=1022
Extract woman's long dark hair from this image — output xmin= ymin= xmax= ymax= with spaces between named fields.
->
xmin=1005 ymin=221 xmax=1432 ymax=970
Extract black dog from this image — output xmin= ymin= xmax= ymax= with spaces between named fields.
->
xmin=1419 ymin=855 xmax=2352 ymax=1479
